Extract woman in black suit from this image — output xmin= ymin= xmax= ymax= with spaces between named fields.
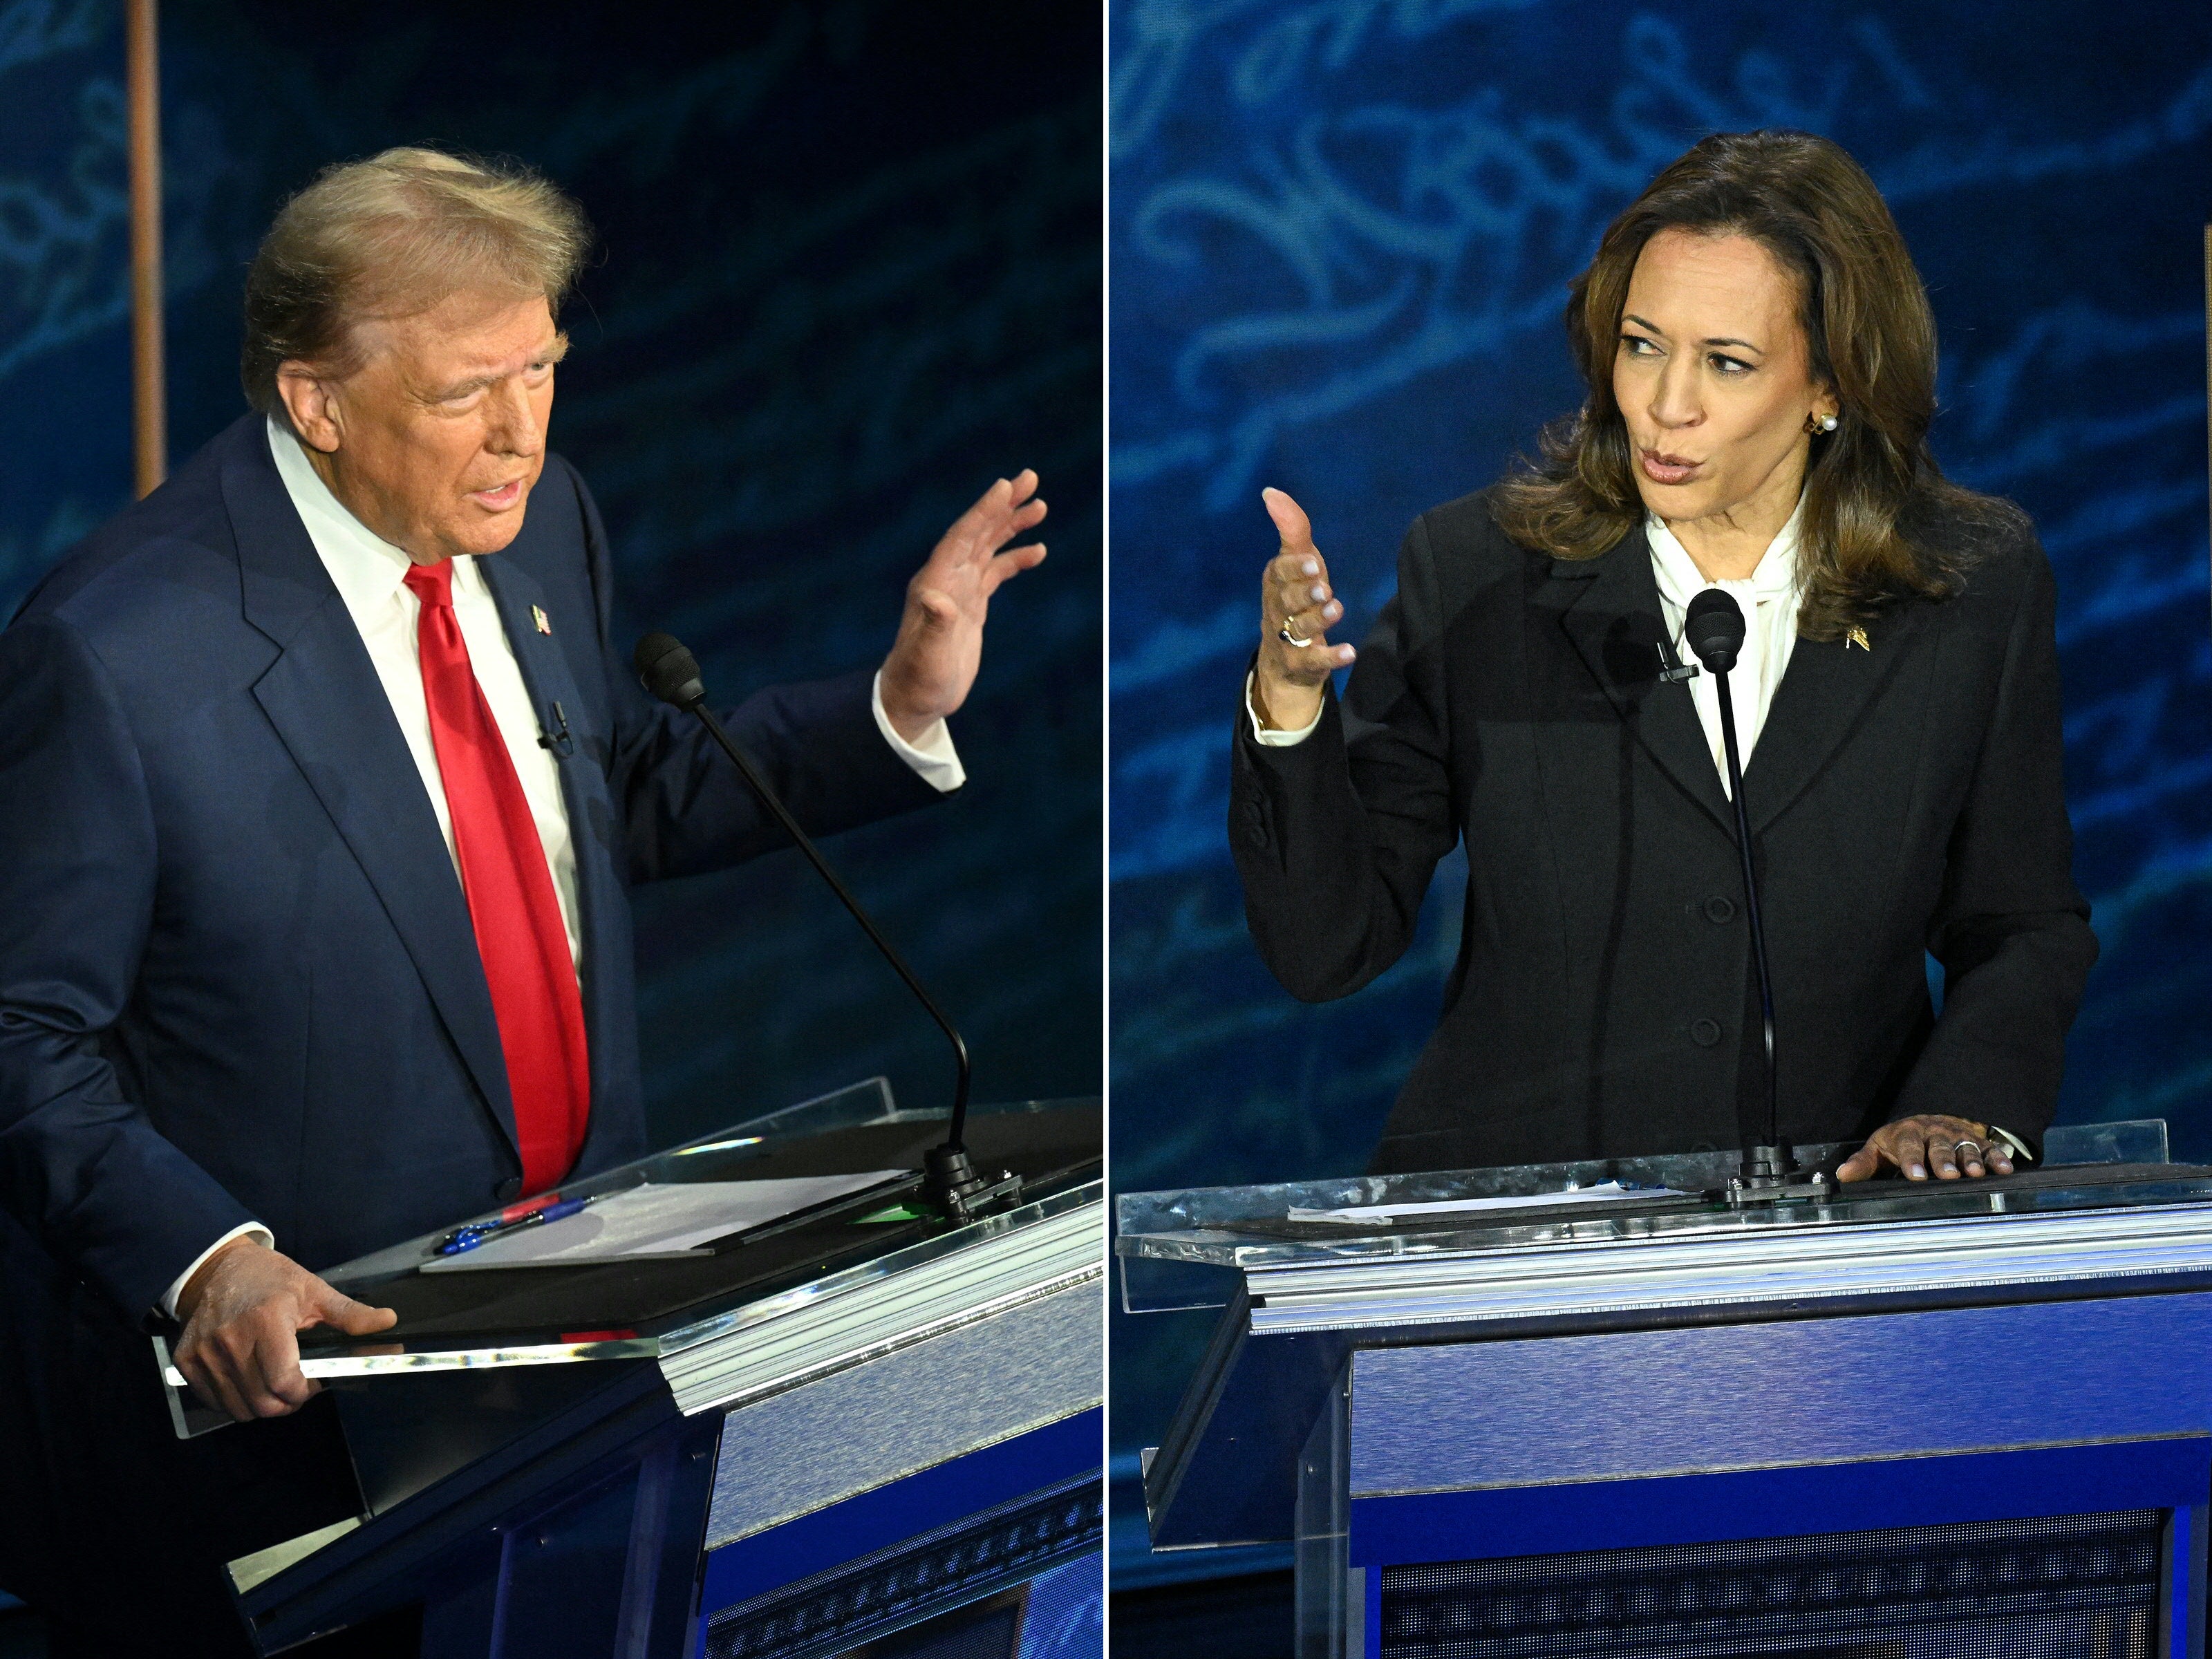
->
xmin=1230 ymin=129 xmax=2095 ymax=1183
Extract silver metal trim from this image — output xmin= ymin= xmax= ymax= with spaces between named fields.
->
xmin=1242 ymin=1201 xmax=2212 ymax=1335
xmin=662 ymin=1199 xmax=1103 ymax=1416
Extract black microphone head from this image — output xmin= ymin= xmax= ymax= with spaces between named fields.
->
xmin=1683 ymin=588 xmax=1747 ymax=674
xmin=634 ymin=631 xmax=707 ymax=709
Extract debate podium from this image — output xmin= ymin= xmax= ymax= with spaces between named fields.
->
xmin=1119 ymin=1121 xmax=2212 ymax=1658
xmin=162 ymin=1082 xmax=1103 ymax=1658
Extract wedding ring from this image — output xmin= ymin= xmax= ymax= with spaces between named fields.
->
xmin=1278 ymin=623 xmax=1313 ymax=648
xmin=1953 ymin=1139 xmax=1981 ymax=1159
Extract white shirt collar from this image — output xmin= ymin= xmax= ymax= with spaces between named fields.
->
xmin=264 ymin=415 xmax=483 ymax=610
xmin=1646 ymin=491 xmax=1806 ymax=612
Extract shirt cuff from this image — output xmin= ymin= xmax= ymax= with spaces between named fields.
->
xmin=872 ymin=671 xmax=965 ymax=793
xmin=1985 ymin=1125 xmax=2035 ymax=1165
xmin=160 ymin=1222 xmax=274 ymax=1322
xmin=1246 ymin=671 xmax=1324 ymax=747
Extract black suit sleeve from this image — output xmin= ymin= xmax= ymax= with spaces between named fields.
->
xmin=1229 ymin=514 xmax=1460 ymax=1001
xmin=1892 ymin=534 xmax=2098 ymax=1150
xmin=556 ymin=459 xmax=946 ymax=885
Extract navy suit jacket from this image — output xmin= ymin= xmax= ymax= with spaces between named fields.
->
xmin=0 ymin=413 xmax=942 ymax=1322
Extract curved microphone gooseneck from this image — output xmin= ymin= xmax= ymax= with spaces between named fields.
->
xmin=1681 ymin=590 xmax=1787 ymax=1188
xmin=632 ymin=631 xmax=1011 ymax=1221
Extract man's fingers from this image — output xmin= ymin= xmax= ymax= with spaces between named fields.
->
xmin=984 ymin=542 xmax=1047 ymax=591
xmin=1835 ymin=1144 xmax=1878 ymax=1182
xmin=1262 ymin=487 xmax=1319 ymax=563
xmin=313 ymin=1284 xmax=400 ymax=1338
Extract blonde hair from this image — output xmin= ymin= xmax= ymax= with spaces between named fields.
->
xmin=240 ymin=147 xmax=590 ymax=415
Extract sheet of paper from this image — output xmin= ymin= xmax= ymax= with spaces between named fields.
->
xmin=421 ymin=1170 xmax=909 ymax=1271
xmin=1287 ymin=1181 xmax=1682 ymax=1224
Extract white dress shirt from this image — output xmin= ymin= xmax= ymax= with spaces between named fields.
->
xmin=158 ymin=421 xmax=965 ymax=1318
xmin=1644 ymin=496 xmax=1803 ymax=796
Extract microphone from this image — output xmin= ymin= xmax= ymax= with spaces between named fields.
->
xmin=1680 ymin=590 xmax=1788 ymax=1193
xmin=632 ymin=632 xmax=1018 ymax=1223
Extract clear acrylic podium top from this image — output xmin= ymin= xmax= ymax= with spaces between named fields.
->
xmin=1115 ymin=1119 xmax=2212 ymax=1313
xmin=163 ymin=1078 xmax=1101 ymax=1390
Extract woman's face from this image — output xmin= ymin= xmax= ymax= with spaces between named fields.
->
xmin=1611 ymin=227 xmax=1837 ymax=530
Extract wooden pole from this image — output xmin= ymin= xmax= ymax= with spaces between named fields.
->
xmin=126 ymin=0 xmax=165 ymax=498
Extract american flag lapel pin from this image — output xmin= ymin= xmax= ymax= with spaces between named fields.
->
xmin=532 ymin=605 xmax=552 ymax=635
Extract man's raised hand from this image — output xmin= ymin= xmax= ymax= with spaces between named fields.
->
xmin=1253 ymin=487 xmax=1356 ymax=732
xmin=171 ymin=1235 xmax=397 ymax=1423
xmin=878 ymin=470 xmax=1048 ymax=743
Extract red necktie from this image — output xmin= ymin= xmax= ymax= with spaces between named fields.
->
xmin=403 ymin=560 xmax=589 ymax=1194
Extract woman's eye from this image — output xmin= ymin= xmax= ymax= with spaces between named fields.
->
xmin=1709 ymin=354 xmax=1751 ymax=375
xmin=1621 ymin=335 xmax=1658 ymax=356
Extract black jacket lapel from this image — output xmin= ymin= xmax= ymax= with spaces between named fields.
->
xmin=1743 ymin=602 xmax=1928 ymax=836
xmin=221 ymin=425 xmax=521 ymax=1159
xmin=1550 ymin=525 xmax=1734 ymax=834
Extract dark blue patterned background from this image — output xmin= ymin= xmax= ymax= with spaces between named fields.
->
xmin=0 ymin=0 xmax=1102 ymax=1152
xmin=0 ymin=0 xmax=1101 ymax=1633
xmin=1108 ymin=0 xmax=2212 ymax=1584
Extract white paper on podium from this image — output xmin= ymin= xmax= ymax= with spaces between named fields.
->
xmin=1288 ymin=1181 xmax=1685 ymax=1224
xmin=420 ymin=1170 xmax=910 ymax=1271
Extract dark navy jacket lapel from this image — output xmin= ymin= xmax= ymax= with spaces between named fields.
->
xmin=220 ymin=424 xmax=521 ymax=1159
xmin=1552 ymin=525 xmax=1734 ymax=835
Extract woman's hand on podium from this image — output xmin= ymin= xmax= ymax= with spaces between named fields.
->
xmin=172 ymin=1235 xmax=398 ymax=1423
xmin=1835 ymin=1114 xmax=2014 ymax=1183
xmin=1253 ymin=488 xmax=1356 ymax=733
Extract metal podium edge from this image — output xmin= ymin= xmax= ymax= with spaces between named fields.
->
xmin=659 ymin=1196 xmax=1105 ymax=1416
xmin=1240 ymin=1202 xmax=2212 ymax=1334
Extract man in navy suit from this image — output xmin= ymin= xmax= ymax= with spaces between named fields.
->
xmin=0 ymin=149 xmax=1048 ymax=1654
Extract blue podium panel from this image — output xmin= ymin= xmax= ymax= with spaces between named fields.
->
xmin=1123 ymin=1130 xmax=2212 ymax=1657
xmin=207 ymin=1091 xmax=1103 ymax=1658
xmin=695 ymin=1409 xmax=1103 ymax=1659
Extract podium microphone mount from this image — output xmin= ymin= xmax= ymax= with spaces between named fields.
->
xmin=1680 ymin=591 xmax=1825 ymax=1206
xmin=633 ymin=632 xmax=1020 ymax=1224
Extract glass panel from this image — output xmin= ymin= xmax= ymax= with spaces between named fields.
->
xmin=1115 ymin=1120 xmax=2193 ymax=1300
xmin=162 ymin=1087 xmax=1100 ymax=1382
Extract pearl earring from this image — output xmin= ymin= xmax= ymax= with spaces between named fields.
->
xmin=1809 ymin=412 xmax=1839 ymax=434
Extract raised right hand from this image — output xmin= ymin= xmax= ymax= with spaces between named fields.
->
xmin=172 ymin=1235 xmax=398 ymax=1422
xmin=1254 ymin=487 xmax=1356 ymax=733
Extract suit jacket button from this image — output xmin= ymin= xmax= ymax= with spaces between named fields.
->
xmin=493 ymin=1177 xmax=523 ymax=1202
xmin=1690 ymin=1018 xmax=1723 ymax=1047
xmin=1703 ymin=895 xmax=1736 ymax=924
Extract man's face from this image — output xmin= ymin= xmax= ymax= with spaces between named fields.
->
xmin=289 ymin=289 xmax=567 ymax=564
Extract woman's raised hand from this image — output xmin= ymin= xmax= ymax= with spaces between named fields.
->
xmin=1254 ymin=487 xmax=1356 ymax=732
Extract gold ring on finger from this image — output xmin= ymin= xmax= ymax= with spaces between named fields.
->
xmin=1279 ymin=622 xmax=1313 ymax=648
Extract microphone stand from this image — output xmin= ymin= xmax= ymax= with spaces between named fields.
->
xmin=1709 ymin=669 xmax=1798 ymax=1198
xmin=1682 ymin=594 xmax=1827 ymax=1206
xmin=635 ymin=635 xmax=1019 ymax=1223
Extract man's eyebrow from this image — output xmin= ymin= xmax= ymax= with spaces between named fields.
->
xmin=431 ymin=332 xmax=572 ymax=397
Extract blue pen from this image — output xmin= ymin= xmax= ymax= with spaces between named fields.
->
xmin=435 ymin=1195 xmax=593 ymax=1256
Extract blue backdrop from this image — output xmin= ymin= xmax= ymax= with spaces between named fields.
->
xmin=1107 ymin=0 xmax=2212 ymax=1586
xmin=0 ymin=0 xmax=1102 ymax=1154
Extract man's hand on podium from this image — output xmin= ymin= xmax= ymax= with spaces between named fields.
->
xmin=173 ymin=1235 xmax=398 ymax=1423
xmin=1836 ymin=1113 xmax=2014 ymax=1184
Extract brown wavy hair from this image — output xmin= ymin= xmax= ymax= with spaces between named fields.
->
xmin=1492 ymin=129 xmax=2015 ymax=639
